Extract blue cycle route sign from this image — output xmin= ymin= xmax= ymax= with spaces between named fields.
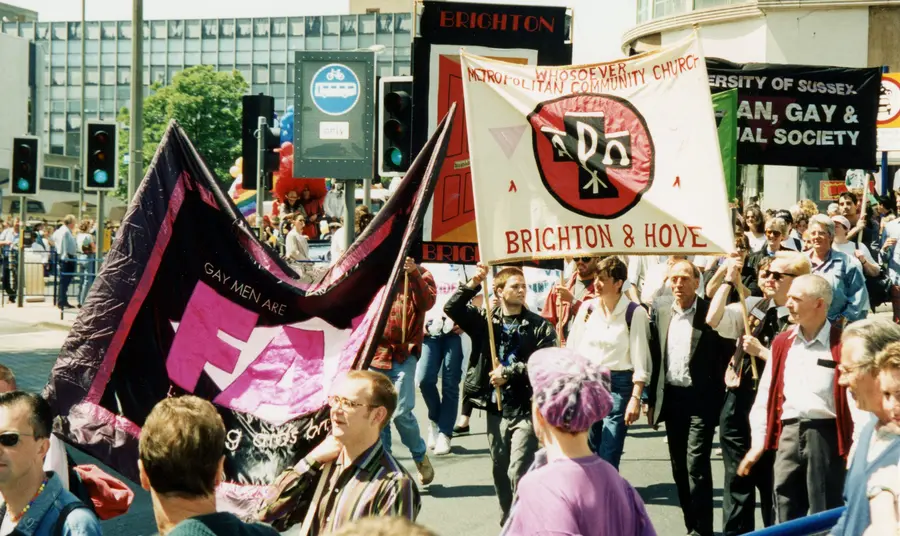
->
xmin=309 ymin=64 xmax=361 ymax=116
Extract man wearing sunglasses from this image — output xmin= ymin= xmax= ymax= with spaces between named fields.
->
xmin=739 ymin=274 xmax=855 ymax=523
xmin=0 ymin=391 xmax=101 ymax=535
xmin=706 ymin=252 xmax=811 ymax=535
xmin=260 ymin=370 xmax=420 ymax=533
xmin=541 ymin=256 xmax=600 ymax=344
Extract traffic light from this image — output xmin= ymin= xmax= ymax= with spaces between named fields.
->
xmin=242 ymin=94 xmax=281 ymax=190
xmin=84 ymin=121 xmax=118 ymax=191
xmin=379 ymin=76 xmax=413 ymax=177
xmin=10 ymin=137 xmax=40 ymax=196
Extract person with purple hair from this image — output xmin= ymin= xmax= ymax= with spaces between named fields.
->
xmin=501 ymin=348 xmax=657 ymax=536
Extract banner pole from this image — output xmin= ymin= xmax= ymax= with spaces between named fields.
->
xmin=737 ymin=290 xmax=758 ymax=387
xmin=256 ymin=115 xmax=266 ymax=242
xmin=482 ymin=283 xmax=503 ymax=411
xmin=556 ymin=271 xmax=565 ymax=341
xmin=882 ymin=64 xmax=891 ymax=197
xmin=401 ymin=271 xmax=409 ymax=344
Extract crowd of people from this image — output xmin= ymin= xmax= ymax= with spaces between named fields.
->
xmin=11 ymin=190 xmax=900 ymax=535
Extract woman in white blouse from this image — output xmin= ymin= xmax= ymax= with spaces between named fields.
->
xmin=566 ymin=256 xmax=652 ymax=471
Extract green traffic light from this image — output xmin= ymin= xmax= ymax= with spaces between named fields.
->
xmin=388 ymin=148 xmax=404 ymax=167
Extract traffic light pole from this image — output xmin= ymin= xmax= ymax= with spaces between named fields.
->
xmin=15 ymin=201 xmax=25 ymax=308
xmin=96 ymin=192 xmax=104 ymax=274
xmin=256 ymin=116 xmax=266 ymax=242
xmin=343 ymin=180 xmax=355 ymax=251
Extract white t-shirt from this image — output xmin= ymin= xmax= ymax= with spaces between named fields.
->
xmin=745 ymin=231 xmax=767 ymax=252
xmin=834 ymin=242 xmax=876 ymax=267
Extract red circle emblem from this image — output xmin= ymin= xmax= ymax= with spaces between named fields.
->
xmin=527 ymin=94 xmax=655 ymax=219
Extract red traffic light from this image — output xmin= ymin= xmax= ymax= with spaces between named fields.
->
xmin=385 ymin=90 xmax=410 ymax=115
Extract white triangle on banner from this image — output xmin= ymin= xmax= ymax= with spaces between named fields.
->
xmin=488 ymin=125 xmax=527 ymax=159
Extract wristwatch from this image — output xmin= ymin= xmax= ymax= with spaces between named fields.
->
xmin=867 ymin=484 xmax=896 ymax=501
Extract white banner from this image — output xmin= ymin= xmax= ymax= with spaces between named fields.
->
xmin=460 ymin=34 xmax=735 ymax=264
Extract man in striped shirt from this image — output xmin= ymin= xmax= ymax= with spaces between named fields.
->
xmin=289 ymin=370 xmax=421 ymax=534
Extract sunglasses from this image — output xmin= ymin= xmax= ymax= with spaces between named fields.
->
xmin=327 ymin=395 xmax=377 ymax=411
xmin=575 ymin=257 xmax=592 ymax=262
xmin=761 ymin=270 xmax=797 ymax=281
xmin=0 ymin=432 xmax=34 ymax=448
xmin=765 ymin=230 xmax=782 ymax=237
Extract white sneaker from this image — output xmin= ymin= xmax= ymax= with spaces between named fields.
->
xmin=433 ymin=433 xmax=452 ymax=456
xmin=426 ymin=422 xmax=438 ymax=450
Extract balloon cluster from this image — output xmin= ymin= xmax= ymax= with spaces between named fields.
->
xmin=228 ymin=156 xmax=245 ymax=198
xmin=280 ymin=105 xmax=294 ymax=145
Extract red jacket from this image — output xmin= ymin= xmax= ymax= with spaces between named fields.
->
xmin=371 ymin=266 xmax=437 ymax=369
xmin=763 ymin=324 xmax=853 ymax=458
xmin=540 ymin=273 xmax=596 ymax=345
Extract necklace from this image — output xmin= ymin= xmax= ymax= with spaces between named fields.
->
xmin=9 ymin=477 xmax=48 ymax=522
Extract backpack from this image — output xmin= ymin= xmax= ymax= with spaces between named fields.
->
xmin=585 ymin=299 xmax=641 ymax=329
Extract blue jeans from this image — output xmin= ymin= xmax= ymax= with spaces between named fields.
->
xmin=376 ymin=356 xmax=427 ymax=463
xmin=416 ymin=333 xmax=464 ymax=437
xmin=79 ymin=254 xmax=95 ymax=305
xmin=588 ymin=370 xmax=634 ymax=470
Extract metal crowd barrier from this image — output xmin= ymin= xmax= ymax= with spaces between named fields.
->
xmin=0 ymin=248 xmax=102 ymax=317
xmin=746 ymin=507 xmax=845 ymax=536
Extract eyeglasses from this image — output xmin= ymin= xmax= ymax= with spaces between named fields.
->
xmin=761 ymin=270 xmax=797 ymax=281
xmin=327 ymin=395 xmax=377 ymax=411
xmin=0 ymin=432 xmax=34 ymax=448
xmin=765 ymin=230 xmax=782 ymax=237
xmin=838 ymin=363 xmax=868 ymax=375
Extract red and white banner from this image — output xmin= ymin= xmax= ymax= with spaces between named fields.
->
xmin=461 ymin=34 xmax=735 ymax=264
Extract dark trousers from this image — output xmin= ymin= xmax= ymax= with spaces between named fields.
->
xmin=58 ymin=259 xmax=75 ymax=306
xmin=773 ymin=419 xmax=846 ymax=523
xmin=891 ymin=285 xmax=900 ymax=324
xmin=720 ymin=387 xmax=776 ymax=535
xmin=663 ymin=385 xmax=717 ymax=536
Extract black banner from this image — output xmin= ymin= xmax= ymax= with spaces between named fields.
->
xmin=413 ymin=0 xmax=571 ymax=264
xmin=707 ymin=59 xmax=881 ymax=169
xmin=43 ymin=112 xmax=454 ymax=517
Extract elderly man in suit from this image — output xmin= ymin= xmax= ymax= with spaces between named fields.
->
xmin=647 ymin=259 xmax=730 ymax=536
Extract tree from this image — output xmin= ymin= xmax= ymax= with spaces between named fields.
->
xmin=114 ymin=65 xmax=248 ymax=200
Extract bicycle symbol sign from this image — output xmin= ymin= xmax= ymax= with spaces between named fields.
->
xmin=310 ymin=63 xmax=360 ymax=116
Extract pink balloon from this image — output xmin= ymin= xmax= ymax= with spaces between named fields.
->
xmin=280 ymin=155 xmax=293 ymax=175
xmin=279 ymin=142 xmax=294 ymax=157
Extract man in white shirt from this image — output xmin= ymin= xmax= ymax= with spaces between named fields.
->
xmin=646 ymin=261 xmax=730 ymax=536
xmin=53 ymin=215 xmax=78 ymax=308
xmin=739 ymin=274 xmax=853 ymax=522
xmin=706 ymin=252 xmax=811 ymax=535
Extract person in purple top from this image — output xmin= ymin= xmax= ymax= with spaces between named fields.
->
xmin=501 ymin=347 xmax=657 ymax=536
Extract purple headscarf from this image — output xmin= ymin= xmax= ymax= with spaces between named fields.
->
xmin=527 ymin=348 xmax=614 ymax=434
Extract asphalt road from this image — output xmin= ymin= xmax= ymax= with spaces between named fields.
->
xmin=0 ymin=320 xmax=763 ymax=536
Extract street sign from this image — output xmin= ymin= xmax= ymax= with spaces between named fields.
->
xmin=293 ymin=51 xmax=375 ymax=180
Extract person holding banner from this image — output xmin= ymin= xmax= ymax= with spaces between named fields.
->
xmin=565 ymin=256 xmax=651 ymax=471
xmin=541 ymin=257 xmax=599 ymax=344
xmin=805 ymin=215 xmax=869 ymax=324
xmin=646 ymin=260 xmax=730 ymax=536
xmin=707 ymin=252 xmax=811 ymax=535
xmin=840 ymin=192 xmax=881 ymax=256
xmin=370 ymin=257 xmax=437 ymax=486
xmin=444 ymin=264 xmax=557 ymax=525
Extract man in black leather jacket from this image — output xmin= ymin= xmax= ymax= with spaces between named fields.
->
xmin=444 ymin=263 xmax=557 ymax=525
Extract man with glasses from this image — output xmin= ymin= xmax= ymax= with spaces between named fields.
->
xmin=262 ymin=370 xmax=420 ymax=533
xmin=828 ymin=319 xmax=900 ymax=536
xmin=706 ymin=252 xmax=810 ymax=535
xmin=0 ymin=391 xmax=101 ymax=535
xmin=739 ymin=274 xmax=854 ymax=522
xmin=542 ymin=256 xmax=600 ymax=344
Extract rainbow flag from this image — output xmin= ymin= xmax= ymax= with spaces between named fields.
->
xmin=234 ymin=190 xmax=256 ymax=217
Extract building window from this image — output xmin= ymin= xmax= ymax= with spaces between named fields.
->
xmin=377 ymin=14 xmax=393 ymax=34
xmin=66 ymin=113 xmax=81 ymax=132
xmin=101 ymin=21 xmax=116 ymax=39
xmin=118 ymin=21 xmax=132 ymax=39
xmin=366 ymin=8 xmax=380 ymax=14
xmin=254 ymin=19 xmax=269 ymax=37
xmin=324 ymin=16 xmax=339 ymax=36
xmin=101 ymin=67 xmax=115 ymax=85
xmin=271 ymin=64 xmax=286 ymax=84
xmin=118 ymin=67 xmax=131 ymax=85
xmin=186 ymin=20 xmax=200 ymax=39
xmin=253 ymin=65 xmax=269 ymax=84
xmin=51 ymin=22 xmax=65 ymax=40
xmin=68 ymin=22 xmax=81 ymax=40
xmin=395 ymin=13 xmax=412 ymax=34
xmin=151 ymin=21 xmax=166 ymax=39
xmin=68 ymin=69 xmax=82 ymax=86
xmin=288 ymin=18 xmax=304 ymax=37
xmin=360 ymin=14 xmax=376 ymax=35
xmin=220 ymin=20 xmax=235 ymax=38
xmin=50 ymin=113 xmax=65 ymax=132
xmin=51 ymin=67 xmax=67 ymax=86
xmin=36 ymin=22 xmax=48 ymax=40
xmin=272 ymin=18 xmax=287 ymax=37
xmin=45 ymin=166 xmax=70 ymax=181
xmin=306 ymin=17 xmax=321 ymax=36
xmin=85 ymin=69 xmax=99 ymax=85
xmin=202 ymin=19 xmax=217 ymax=38
xmin=168 ymin=20 xmax=183 ymax=38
